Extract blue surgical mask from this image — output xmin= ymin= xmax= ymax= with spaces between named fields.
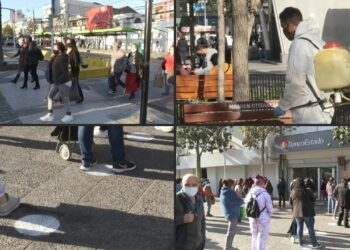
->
xmin=183 ymin=186 xmax=198 ymax=197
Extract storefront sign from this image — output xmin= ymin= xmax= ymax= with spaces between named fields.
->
xmin=275 ymin=130 xmax=348 ymax=153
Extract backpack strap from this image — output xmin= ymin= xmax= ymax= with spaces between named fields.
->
xmin=296 ymin=37 xmax=326 ymax=110
xmin=255 ymin=191 xmax=267 ymax=214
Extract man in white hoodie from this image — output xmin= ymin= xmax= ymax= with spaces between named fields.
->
xmin=274 ymin=7 xmax=334 ymax=124
xmin=244 ymin=175 xmax=273 ymax=250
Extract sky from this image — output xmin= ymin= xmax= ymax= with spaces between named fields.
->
xmin=2 ymin=0 xmax=148 ymax=22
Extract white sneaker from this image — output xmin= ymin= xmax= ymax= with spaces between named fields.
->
xmin=40 ymin=113 xmax=54 ymax=122
xmin=94 ymin=126 xmax=108 ymax=138
xmin=61 ymin=115 xmax=73 ymax=123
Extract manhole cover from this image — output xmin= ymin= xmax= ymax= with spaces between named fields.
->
xmin=15 ymin=214 xmax=60 ymax=236
xmin=125 ymin=132 xmax=154 ymax=141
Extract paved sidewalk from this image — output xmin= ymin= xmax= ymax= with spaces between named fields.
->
xmin=0 ymin=126 xmax=174 ymax=249
xmin=0 ymin=50 xmax=173 ymax=124
xmin=205 ymin=199 xmax=350 ymax=250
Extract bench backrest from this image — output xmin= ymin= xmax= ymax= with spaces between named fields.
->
xmin=176 ymin=74 xmax=233 ymax=100
xmin=81 ymin=57 xmax=110 ymax=68
xmin=183 ymin=101 xmax=292 ymax=124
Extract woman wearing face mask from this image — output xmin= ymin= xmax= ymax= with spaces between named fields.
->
xmin=66 ymin=38 xmax=84 ymax=103
xmin=40 ymin=42 xmax=73 ymax=123
xmin=125 ymin=44 xmax=144 ymax=99
xmin=176 ymin=174 xmax=206 ymax=250
xmin=160 ymin=45 xmax=174 ymax=96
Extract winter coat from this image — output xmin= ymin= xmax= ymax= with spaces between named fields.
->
xmin=220 ymin=186 xmax=243 ymax=221
xmin=67 ymin=49 xmax=81 ymax=77
xmin=277 ymin=180 xmax=287 ymax=194
xmin=24 ymin=44 xmax=43 ymax=65
xmin=326 ymin=181 xmax=335 ymax=196
xmin=244 ymin=186 xmax=273 ymax=221
xmin=290 ymin=187 xmax=316 ymax=218
xmin=176 ymin=191 xmax=206 ymax=250
xmin=334 ymin=185 xmax=350 ymax=209
xmin=111 ymin=48 xmax=127 ymax=73
xmin=278 ymin=18 xmax=334 ymax=123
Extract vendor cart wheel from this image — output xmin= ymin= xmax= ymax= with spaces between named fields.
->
xmin=59 ymin=144 xmax=71 ymax=161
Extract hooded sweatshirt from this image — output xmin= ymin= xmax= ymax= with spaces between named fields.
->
xmin=278 ymin=18 xmax=334 ymax=124
xmin=244 ymin=186 xmax=273 ymax=221
xmin=220 ymin=186 xmax=244 ymax=220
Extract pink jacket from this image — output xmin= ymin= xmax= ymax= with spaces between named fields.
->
xmin=326 ymin=182 xmax=335 ymax=196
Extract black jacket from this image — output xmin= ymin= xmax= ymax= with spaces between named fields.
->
xmin=45 ymin=56 xmax=56 ymax=84
xmin=176 ymin=192 xmax=205 ymax=250
xmin=334 ymin=184 xmax=350 ymax=209
xmin=24 ymin=44 xmax=43 ymax=65
xmin=67 ymin=50 xmax=81 ymax=77
xmin=52 ymin=53 xmax=70 ymax=85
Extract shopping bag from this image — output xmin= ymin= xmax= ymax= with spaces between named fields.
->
xmin=69 ymin=81 xmax=81 ymax=101
xmin=153 ymin=68 xmax=164 ymax=88
xmin=240 ymin=205 xmax=247 ymax=220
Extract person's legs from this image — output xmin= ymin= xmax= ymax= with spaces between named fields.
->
xmin=207 ymin=200 xmax=212 ymax=215
xmin=327 ymin=195 xmax=332 ymax=213
xmin=58 ymin=84 xmax=72 ymax=118
xmin=338 ymin=207 xmax=344 ymax=226
xmin=249 ymin=219 xmax=258 ymax=250
xmin=282 ymin=192 xmax=286 ymax=207
xmin=73 ymin=76 xmax=84 ymax=102
xmin=225 ymin=218 xmax=238 ymax=250
xmin=78 ymin=126 xmax=96 ymax=168
xmin=257 ymin=219 xmax=270 ymax=250
xmin=30 ymin=63 xmax=40 ymax=89
xmin=22 ymin=65 xmax=29 ymax=88
xmin=278 ymin=193 xmax=282 ymax=208
xmin=304 ymin=216 xmax=318 ymax=246
xmin=108 ymin=73 xmax=117 ymax=92
xmin=344 ymin=208 xmax=349 ymax=228
xmin=295 ymin=217 xmax=304 ymax=245
xmin=107 ymin=126 xmax=125 ymax=163
xmin=40 ymin=85 xmax=59 ymax=121
xmin=115 ymin=71 xmax=125 ymax=88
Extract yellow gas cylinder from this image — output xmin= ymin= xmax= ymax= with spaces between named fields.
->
xmin=314 ymin=42 xmax=350 ymax=91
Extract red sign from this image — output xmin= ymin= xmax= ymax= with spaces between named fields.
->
xmin=86 ymin=5 xmax=113 ymax=30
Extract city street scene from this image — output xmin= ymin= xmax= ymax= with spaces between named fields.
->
xmin=175 ymin=0 xmax=350 ymax=125
xmin=176 ymin=126 xmax=350 ymax=249
xmin=0 ymin=0 xmax=174 ymax=124
xmin=0 ymin=125 xmax=174 ymax=249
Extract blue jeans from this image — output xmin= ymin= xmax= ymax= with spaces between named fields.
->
xmin=328 ymin=195 xmax=335 ymax=213
xmin=295 ymin=217 xmax=318 ymax=246
xmin=78 ymin=126 xmax=125 ymax=165
xmin=207 ymin=199 xmax=211 ymax=214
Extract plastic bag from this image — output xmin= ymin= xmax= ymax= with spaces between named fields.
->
xmin=240 ymin=205 xmax=247 ymax=220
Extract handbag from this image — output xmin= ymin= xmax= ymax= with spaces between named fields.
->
xmin=69 ymin=81 xmax=81 ymax=101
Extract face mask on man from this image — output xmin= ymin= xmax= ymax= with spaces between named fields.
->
xmin=183 ymin=186 xmax=198 ymax=197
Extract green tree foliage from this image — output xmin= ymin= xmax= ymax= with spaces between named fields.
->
xmin=332 ymin=126 xmax=350 ymax=145
xmin=177 ymin=126 xmax=231 ymax=179
xmin=2 ymin=25 xmax=14 ymax=38
xmin=240 ymin=126 xmax=292 ymax=176
xmin=26 ymin=20 xmax=37 ymax=36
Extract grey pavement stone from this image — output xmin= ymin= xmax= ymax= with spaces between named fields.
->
xmin=0 ymin=126 xmax=174 ymax=249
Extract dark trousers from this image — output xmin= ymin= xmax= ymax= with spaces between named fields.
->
xmin=338 ymin=207 xmax=349 ymax=227
xmin=108 ymin=72 xmax=125 ymax=91
xmin=279 ymin=192 xmax=286 ymax=207
xmin=72 ymin=76 xmax=84 ymax=100
xmin=23 ymin=63 xmax=39 ymax=86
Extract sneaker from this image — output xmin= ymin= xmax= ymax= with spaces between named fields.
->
xmin=93 ymin=126 xmax=108 ymax=138
xmin=61 ymin=115 xmax=73 ymax=123
xmin=108 ymin=89 xmax=116 ymax=94
xmin=0 ymin=194 xmax=20 ymax=217
xmin=290 ymin=236 xmax=295 ymax=244
xmin=312 ymin=244 xmax=321 ymax=249
xmin=80 ymin=160 xmax=97 ymax=171
xmin=206 ymin=213 xmax=213 ymax=217
xmin=111 ymin=160 xmax=136 ymax=173
xmin=40 ymin=113 xmax=54 ymax=122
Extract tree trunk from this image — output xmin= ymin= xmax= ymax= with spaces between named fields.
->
xmin=232 ymin=0 xmax=249 ymax=101
xmin=189 ymin=1 xmax=196 ymax=68
xmin=196 ymin=146 xmax=202 ymax=179
xmin=217 ymin=0 xmax=225 ymax=103
xmin=261 ymin=137 xmax=265 ymax=176
xmin=0 ymin=0 xmax=4 ymax=66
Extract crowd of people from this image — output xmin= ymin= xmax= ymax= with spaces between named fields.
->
xmin=176 ymin=173 xmax=350 ymax=250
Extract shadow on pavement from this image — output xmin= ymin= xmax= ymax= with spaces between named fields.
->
xmin=0 ymin=202 xmax=174 ymax=250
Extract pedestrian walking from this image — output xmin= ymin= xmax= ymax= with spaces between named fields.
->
xmin=108 ymin=40 xmax=127 ymax=94
xmin=176 ymin=174 xmax=206 ymax=250
xmin=320 ymin=178 xmax=327 ymax=202
xmin=234 ymin=178 xmax=244 ymax=199
xmin=21 ymin=37 xmax=43 ymax=90
xmin=264 ymin=178 xmax=274 ymax=201
xmin=289 ymin=178 xmax=321 ymax=248
xmin=161 ymin=45 xmax=174 ymax=96
xmin=40 ymin=42 xmax=73 ymax=123
xmin=326 ymin=177 xmax=336 ymax=214
xmin=11 ymin=38 xmax=28 ymax=84
xmin=244 ymin=175 xmax=273 ymax=250
xmin=66 ymin=38 xmax=84 ymax=103
xmin=78 ymin=126 xmax=136 ymax=172
xmin=203 ymin=179 xmax=215 ymax=217
xmin=334 ymin=178 xmax=350 ymax=227
xmin=220 ymin=179 xmax=243 ymax=250
xmin=125 ymin=44 xmax=144 ymax=99
xmin=0 ymin=179 xmax=20 ymax=216
xmin=277 ymin=177 xmax=287 ymax=208
xmin=177 ymin=33 xmax=189 ymax=64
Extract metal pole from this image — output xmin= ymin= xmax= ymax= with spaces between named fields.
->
xmin=50 ymin=0 xmax=55 ymax=49
xmin=204 ymin=0 xmax=207 ymax=26
xmin=12 ymin=10 xmax=15 ymax=50
xmin=224 ymin=149 xmax=226 ymax=179
xmin=140 ymin=0 xmax=152 ymax=124
xmin=32 ymin=9 xmax=35 ymax=41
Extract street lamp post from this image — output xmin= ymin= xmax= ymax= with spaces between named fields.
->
xmin=140 ymin=0 xmax=153 ymax=124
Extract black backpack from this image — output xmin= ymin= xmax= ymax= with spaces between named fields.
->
xmin=246 ymin=191 xmax=266 ymax=218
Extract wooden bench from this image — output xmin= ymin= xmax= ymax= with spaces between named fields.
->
xmin=183 ymin=101 xmax=292 ymax=124
xmin=176 ymin=74 xmax=234 ymax=100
